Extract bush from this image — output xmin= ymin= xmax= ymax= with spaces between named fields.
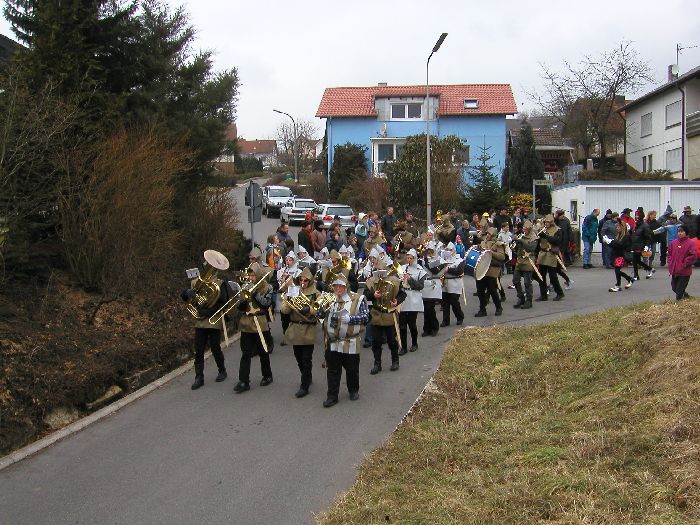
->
xmin=338 ymin=177 xmax=388 ymax=212
xmin=58 ymin=129 xmax=186 ymax=294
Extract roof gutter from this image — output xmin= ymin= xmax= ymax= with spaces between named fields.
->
xmin=678 ymin=84 xmax=686 ymax=181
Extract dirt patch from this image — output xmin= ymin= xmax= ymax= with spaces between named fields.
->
xmin=0 ymin=272 xmax=192 ymax=456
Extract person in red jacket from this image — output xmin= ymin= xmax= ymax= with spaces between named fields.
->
xmin=667 ymin=225 xmax=698 ymax=300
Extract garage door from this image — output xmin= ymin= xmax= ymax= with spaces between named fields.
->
xmin=586 ymin=187 xmax=662 ymax=217
xmin=670 ymin=187 xmax=700 ymax=214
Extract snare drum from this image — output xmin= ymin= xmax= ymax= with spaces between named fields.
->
xmin=464 ymin=246 xmax=492 ymax=280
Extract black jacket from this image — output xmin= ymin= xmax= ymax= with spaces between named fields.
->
xmin=297 ymin=230 xmax=313 ymax=255
xmin=610 ymin=234 xmax=631 ymax=259
xmin=631 ymin=222 xmax=652 ymax=251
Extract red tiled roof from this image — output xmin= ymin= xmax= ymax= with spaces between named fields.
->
xmin=316 ymin=84 xmax=517 ymax=117
xmin=238 ymin=139 xmax=276 ymax=155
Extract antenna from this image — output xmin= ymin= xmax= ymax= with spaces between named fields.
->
xmin=676 ymin=43 xmax=698 ymax=70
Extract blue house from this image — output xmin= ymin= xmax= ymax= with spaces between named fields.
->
xmin=315 ymin=83 xmax=517 ymax=182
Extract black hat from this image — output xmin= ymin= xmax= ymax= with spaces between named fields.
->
xmin=621 ymin=208 xmax=632 ymax=214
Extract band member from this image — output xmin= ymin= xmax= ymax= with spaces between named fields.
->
xmin=377 ymin=244 xmax=393 ymax=267
xmin=440 ymin=242 xmax=465 ymax=326
xmin=318 ymin=249 xmax=358 ymax=292
xmin=181 ymin=250 xmax=236 ymax=390
xmin=364 ymin=261 xmax=406 ymax=374
xmin=436 ymin=213 xmax=456 ymax=245
xmin=399 ymin=248 xmax=426 ymax=353
xmin=421 ymin=242 xmax=443 ymax=336
xmin=233 ymin=263 xmax=274 ymax=393
xmin=296 ymin=245 xmax=318 ymax=275
xmin=277 ymin=251 xmax=301 ymax=344
xmin=391 ymin=220 xmax=417 ymax=265
xmin=404 ymin=211 xmax=420 ymax=238
xmin=512 ymin=220 xmax=538 ymax=309
xmin=536 ymin=214 xmax=565 ymax=301
xmin=279 ymin=267 xmax=319 ymax=398
xmin=360 ymin=248 xmax=379 ymax=280
xmin=249 ymin=245 xmax=277 ymax=352
xmin=475 ymin=227 xmax=506 ymax=317
xmin=360 ymin=224 xmax=384 ymax=259
xmin=322 ymin=274 xmax=369 ymax=407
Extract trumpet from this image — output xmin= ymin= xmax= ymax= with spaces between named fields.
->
xmin=323 ymin=256 xmax=352 ymax=287
xmin=535 ymin=227 xmax=547 ymax=237
xmin=509 ymin=233 xmax=525 ymax=250
xmin=208 ymin=270 xmax=272 ymax=325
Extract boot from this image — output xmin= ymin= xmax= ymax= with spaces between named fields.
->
xmin=513 ymin=296 xmax=524 ymax=309
xmin=495 ymin=307 xmax=503 ymax=316
xmin=233 ymin=381 xmax=250 ymax=393
xmin=553 ymin=293 xmax=565 ymax=301
xmin=191 ymin=363 xmax=204 ymax=390
xmin=521 ymin=299 xmax=532 ymax=309
xmin=390 ymin=359 xmax=400 ymax=371
xmin=398 ymin=346 xmax=408 ymax=356
xmin=535 ymin=296 xmax=548 ymax=302
xmin=215 ymin=369 xmax=227 ymax=382
xmin=474 ymin=310 xmax=487 ymax=317
xmin=409 ymin=344 xmax=418 ymax=352
xmin=370 ymin=362 xmax=382 ymax=375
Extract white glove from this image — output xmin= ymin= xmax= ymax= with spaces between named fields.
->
xmin=339 ymin=313 xmax=351 ymax=323
xmin=602 ymin=235 xmax=612 ymax=245
xmin=644 ymin=246 xmax=649 ymax=252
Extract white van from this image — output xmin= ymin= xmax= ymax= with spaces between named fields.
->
xmin=262 ymin=185 xmax=293 ymax=218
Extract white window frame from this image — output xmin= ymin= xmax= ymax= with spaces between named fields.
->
xmin=641 ymin=112 xmax=652 ymax=137
xmin=372 ymin=139 xmax=406 ymax=176
xmin=665 ymin=101 xmax=682 ymax=129
xmin=463 ymin=99 xmax=479 ymax=109
xmin=390 ymin=102 xmax=422 ymax=121
xmin=666 ymin=147 xmax=682 ymax=173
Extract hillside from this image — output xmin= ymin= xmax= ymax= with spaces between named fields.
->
xmin=319 ymin=299 xmax=700 ymax=524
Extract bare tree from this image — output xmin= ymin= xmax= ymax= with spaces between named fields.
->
xmin=275 ymin=118 xmax=320 ymax=173
xmin=529 ymin=41 xmax=654 ymax=173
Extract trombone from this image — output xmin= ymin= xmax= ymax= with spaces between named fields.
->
xmin=208 ymin=269 xmax=273 ymax=325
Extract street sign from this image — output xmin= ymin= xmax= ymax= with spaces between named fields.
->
xmin=247 ymin=207 xmax=262 ymax=223
xmin=245 ymin=182 xmax=263 ymax=208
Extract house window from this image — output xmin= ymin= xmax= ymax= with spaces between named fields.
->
xmin=641 ymin=112 xmax=652 ymax=137
xmin=666 ymin=147 xmax=682 ymax=172
xmin=374 ymin=141 xmax=405 ymax=175
xmin=452 ymin=144 xmax=470 ymax=165
xmin=665 ymin=101 xmax=681 ymax=128
xmin=570 ymin=201 xmax=578 ymax=222
xmin=642 ymin=156 xmax=647 ymax=172
xmin=391 ymin=103 xmax=422 ymax=120
xmin=648 ymin=154 xmax=653 ymax=171
xmin=463 ymin=99 xmax=479 ymax=109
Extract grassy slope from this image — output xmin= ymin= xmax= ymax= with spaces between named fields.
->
xmin=319 ymin=299 xmax=700 ymax=524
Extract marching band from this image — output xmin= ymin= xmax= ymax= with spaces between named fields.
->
xmin=182 ymin=210 xmax=572 ymax=407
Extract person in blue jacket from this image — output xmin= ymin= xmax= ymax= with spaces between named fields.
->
xmin=581 ymin=209 xmax=600 ymax=269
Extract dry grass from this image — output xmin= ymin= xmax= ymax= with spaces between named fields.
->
xmin=318 ymin=299 xmax=700 ymax=524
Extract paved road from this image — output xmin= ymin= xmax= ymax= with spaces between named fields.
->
xmin=1 ymin=184 xmax=697 ymax=524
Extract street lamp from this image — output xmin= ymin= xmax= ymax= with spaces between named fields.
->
xmin=273 ymin=109 xmax=298 ymax=183
xmin=425 ymin=32 xmax=447 ymax=227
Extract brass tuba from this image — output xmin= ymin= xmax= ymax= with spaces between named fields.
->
xmin=324 ymin=256 xmax=352 ymax=287
xmin=374 ymin=275 xmax=399 ymax=312
xmin=208 ymin=269 xmax=272 ymax=325
xmin=185 ymin=250 xmax=229 ymax=319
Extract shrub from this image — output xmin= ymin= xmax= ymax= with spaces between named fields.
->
xmin=338 ymin=177 xmax=388 ymax=212
xmin=58 ymin=129 xmax=186 ymax=294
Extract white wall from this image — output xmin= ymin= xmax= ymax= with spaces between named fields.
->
xmin=625 ymin=90 xmax=683 ymax=176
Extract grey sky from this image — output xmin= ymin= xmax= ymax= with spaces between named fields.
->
xmin=2 ymin=0 xmax=699 ymax=140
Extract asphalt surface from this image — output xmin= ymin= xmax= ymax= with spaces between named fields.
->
xmin=1 ymin=181 xmax=697 ymax=524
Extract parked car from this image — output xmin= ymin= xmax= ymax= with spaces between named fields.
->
xmin=262 ymin=185 xmax=293 ymax=217
xmin=314 ymin=204 xmax=356 ymax=229
xmin=280 ymin=198 xmax=318 ymax=225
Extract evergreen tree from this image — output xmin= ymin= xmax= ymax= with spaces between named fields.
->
xmin=329 ymin=143 xmax=367 ymax=200
xmin=463 ymin=142 xmax=505 ymax=214
xmin=508 ymin=122 xmax=544 ymax=193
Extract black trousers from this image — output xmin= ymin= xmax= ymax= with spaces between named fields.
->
xmin=372 ymin=324 xmax=399 ymax=364
xmin=614 ymin=267 xmax=632 ymax=286
xmin=476 ymin=276 xmax=501 ymax=311
xmin=556 ymin=266 xmax=570 ymax=285
xmin=671 ymin=275 xmax=691 ymax=300
xmin=281 ymin=313 xmax=290 ymax=334
xmin=422 ymin=299 xmax=440 ymax=334
xmin=441 ymin=292 xmax=464 ymax=323
xmin=513 ymin=269 xmax=533 ymax=302
xmin=293 ymin=344 xmax=314 ymax=390
xmin=325 ymin=349 xmax=359 ymax=400
xmin=538 ymin=265 xmax=563 ymax=297
xmin=632 ymin=252 xmax=652 ymax=278
xmin=659 ymin=239 xmax=667 ymax=265
xmin=399 ymin=311 xmax=418 ymax=349
xmin=194 ymin=328 xmax=225 ymax=373
xmin=239 ymin=331 xmax=272 ymax=383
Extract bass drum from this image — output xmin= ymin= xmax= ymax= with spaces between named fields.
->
xmin=464 ymin=246 xmax=492 ymax=281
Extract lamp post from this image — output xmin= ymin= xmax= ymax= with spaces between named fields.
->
xmin=425 ymin=32 xmax=448 ymax=227
xmin=273 ymin=109 xmax=298 ymax=183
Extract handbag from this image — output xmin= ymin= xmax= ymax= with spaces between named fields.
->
xmin=614 ymin=256 xmax=626 ymax=268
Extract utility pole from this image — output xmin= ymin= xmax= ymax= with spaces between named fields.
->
xmin=426 ymin=33 xmax=448 ymax=227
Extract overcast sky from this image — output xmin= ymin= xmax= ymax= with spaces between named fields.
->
xmin=2 ymin=0 xmax=700 ymax=140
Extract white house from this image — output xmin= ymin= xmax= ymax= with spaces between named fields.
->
xmin=551 ymin=180 xmax=700 ymax=251
xmin=621 ymin=64 xmax=700 ymax=180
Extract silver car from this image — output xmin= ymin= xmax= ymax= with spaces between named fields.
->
xmin=315 ymin=204 xmax=356 ymax=229
xmin=280 ymin=198 xmax=318 ymax=225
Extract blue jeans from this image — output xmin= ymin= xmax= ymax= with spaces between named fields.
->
xmin=582 ymin=239 xmax=593 ymax=265
xmin=601 ymin=243 xmax=612 ymax=268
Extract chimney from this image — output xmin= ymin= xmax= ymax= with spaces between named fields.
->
xmin=378 ymin=82 xmax=388 ymax=87
xmin=668 ymin=64 xmax=679 ymax=82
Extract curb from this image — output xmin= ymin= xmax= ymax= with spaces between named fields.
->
xmin=0 ymin=333 xmax=241 ymax=472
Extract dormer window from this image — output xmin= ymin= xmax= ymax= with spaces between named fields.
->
xmin=391 ymin=103 xmax=422 ymax=120
xmin=464 ymin=99 xmax=479 ymax=109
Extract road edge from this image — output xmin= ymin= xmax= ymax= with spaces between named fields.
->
xmin=0 ymin=333 xmax=241 ymax=472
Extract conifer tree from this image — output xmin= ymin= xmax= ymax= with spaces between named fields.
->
xmin=463 ymin=142 xmax=505 ymax=214
xmin=508 ymin=122 xmax=544 ymax=193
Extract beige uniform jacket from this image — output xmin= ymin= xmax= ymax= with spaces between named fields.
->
xmin=480 ymin=240 xmax=506 ymax=279
xmin=279 ymin=286 xmax=318 ymax=345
